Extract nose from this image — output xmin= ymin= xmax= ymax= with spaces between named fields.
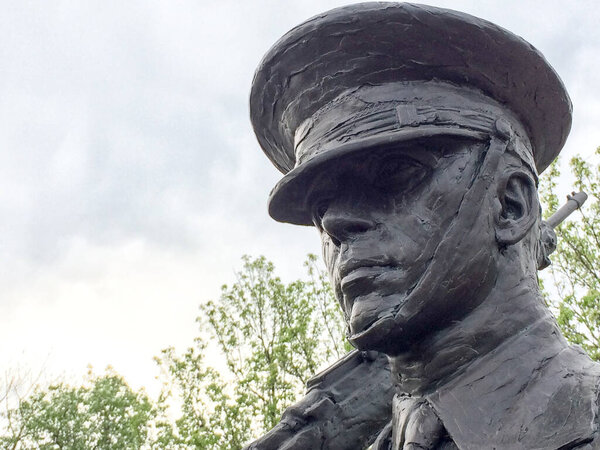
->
xmin=321 ymin=206 xmax=375 ymax=246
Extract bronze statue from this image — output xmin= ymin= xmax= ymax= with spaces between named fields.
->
xmin=247 ymin=3 xmax=600 ymax=449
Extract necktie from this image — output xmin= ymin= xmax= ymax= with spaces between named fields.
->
xmin=392 ymin=393 xmax=462 ymax=450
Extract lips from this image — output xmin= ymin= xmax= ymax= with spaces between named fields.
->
xmin=338 ymin=257 xmax=394 ymax=280
xmin=340 ymin=265 xmax=392 ymax=297
xmin=336 ymin=262 xmax=407 ymax=337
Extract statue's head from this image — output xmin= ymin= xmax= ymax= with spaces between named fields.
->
xmin=250 ymin=3 xmax=571 ymax=355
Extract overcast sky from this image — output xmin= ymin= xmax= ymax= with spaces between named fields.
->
xmin=1 ymin=0 xmax=599 ymax=395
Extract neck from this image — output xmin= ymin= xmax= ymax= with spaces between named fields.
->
xmin=388 ymin=269 xmax=567 ymax=396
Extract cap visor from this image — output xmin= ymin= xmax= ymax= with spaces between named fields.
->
xmin=268 ymin=126 xmax=487 ymax=225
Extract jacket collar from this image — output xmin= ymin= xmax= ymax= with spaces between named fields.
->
xmin=424 ymin=319 xmax=600 ymax=449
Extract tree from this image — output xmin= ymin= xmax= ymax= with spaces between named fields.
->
xmin=0 ymin=367 xmax=47 ymax=450
xmin=0 ymin=367 xmax=155 ymax=449
xmin=540 ymin=147 xmax=600 ymax=360
xmin=155 ymin=254 xmax=349 ymax=448
xmin=0 ymin=255 xmax=347 ymax=449
xmin=153 ymin=339 xmax=252 ymax=449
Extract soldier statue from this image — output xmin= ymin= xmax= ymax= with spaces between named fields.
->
xmin=246 ymin=3 xmax=600 ymax=449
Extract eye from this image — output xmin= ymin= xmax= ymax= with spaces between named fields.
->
xmin=311 ymin=198 xmax=330 ymax=230
xmin=307 ymin=173 xmax=338 ymax=229
xmin=371 ymin=155 xmax=429 ymax=193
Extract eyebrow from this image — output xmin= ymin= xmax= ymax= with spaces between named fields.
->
xmin=374 ymin=147 xmax=439 ymax=167
xmin=353 ymin=142 xmax=440 ymax=170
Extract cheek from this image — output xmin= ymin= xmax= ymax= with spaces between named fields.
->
xmin=321 ymin=231 xmax=335 ymax=265
xmin=413 ymin=155 xmax=481 ymax=227
xmin=320 ymin=233 xmax=348 ymax=317
xmin=378 ymin=154 xmax=482 ymax=266
xmin=320 ymin=232 xmax=340 ymax=283
xmin=380 ymin=217 xmax=433 ymax=265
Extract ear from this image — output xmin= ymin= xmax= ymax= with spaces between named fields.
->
xmin=495 ymin=171 xmax=538 ymax=246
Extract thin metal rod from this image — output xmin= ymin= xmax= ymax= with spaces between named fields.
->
xmin=546 ymin=191 xmax=588 ymax=229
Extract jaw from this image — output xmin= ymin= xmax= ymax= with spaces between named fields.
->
xmin=347 ymin=310 xmax=424 ymax=356
xmin=347 ymin=255 xmax=501 ymax=356
xmin=340 ymin=265 xmax=423 ymax=333
xmin=346 ymin=291 xmax=402 ymax=334
xmin=348 ymin=313 xmax=398 ymax=352
xmin=345 ymin=291 xmax=416 ymax=354
xmin=340 ymin=264 xmax=429 ymax=353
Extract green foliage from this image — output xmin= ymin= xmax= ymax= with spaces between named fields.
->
xmin=153 ymin=340 xmax=251 ymax=449
xmin=155 ymin=254 xmax=349 ymax=448
xmin=1 ymin=255 xmax=346 ymax=450
xmin=540 ymin=148 xmax=600 ymax=360
xmin=0 ymin=368 xmax=155 ymax=449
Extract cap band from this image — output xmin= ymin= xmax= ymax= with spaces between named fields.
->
xmin=293 ymin=81 xmax=537 ymax=177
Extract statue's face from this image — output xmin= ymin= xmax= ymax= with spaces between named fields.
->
xmin=310 ymin=137 xmax=493 ymax=353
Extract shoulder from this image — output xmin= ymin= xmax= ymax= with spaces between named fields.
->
xmin=573 ymin=360 xmax=600 ymax=450
xmin=509 ymin=345 xmax=600 ymax=448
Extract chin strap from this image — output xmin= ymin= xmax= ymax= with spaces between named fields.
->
xmin=390 ymin=119 xmax=513 ymax=329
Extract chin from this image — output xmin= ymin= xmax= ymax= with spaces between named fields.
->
xmin=346 ymin=290 xmax=451 ymax=355
xmin=346 ymin=293 xmax=414 ymax=354
xmin=348 ymin=314 xmax=397 ymax=351
xmin=349 ymin=314 xmax=433 ymax=355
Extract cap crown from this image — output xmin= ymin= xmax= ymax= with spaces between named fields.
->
xmin=250 ymin=2 xmax=571 ymax=175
